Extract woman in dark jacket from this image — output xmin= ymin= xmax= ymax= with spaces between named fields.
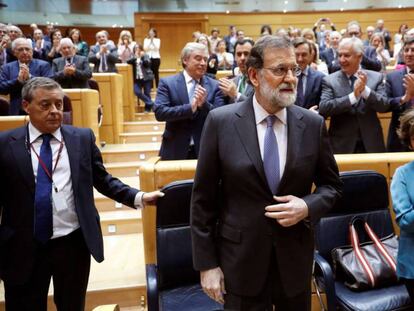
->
xmin=127 ymin=43 xmax=154 ymax=112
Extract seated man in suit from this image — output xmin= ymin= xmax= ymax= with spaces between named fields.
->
xmin=293 ymin=37 xmax=325 ymax=111
xmin=0 ymin=77 xmax=164 ymax=311
xmin=386 ymin=37 xmax=414 ymax=152
xmin=154 ymin=42 xmax=224 ymax=160
xmin=320 ymin=31 xmax=342 ymax=74
xmin=88 ymin=30 xmax=120 ymax=73
xmin=218 ymin=38 xmax=255 ymax=104
xmin=0 ymin=38 xmax=53 ymax=115
xmin=191 ymin=35 xmax=342 ymax=310
xmin=319 ymin=37 xmax=389 ymax=154
xmin=52 ymin=38 xmax=92 ymax=89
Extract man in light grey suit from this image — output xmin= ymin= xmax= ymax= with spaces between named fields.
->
xmin=52 ymin=38 xmax=92 ymax=89
xmin=319 ymin=37 xmax=389 ymax=154
xmin=218 ymin=38 xmax=254 ymax=104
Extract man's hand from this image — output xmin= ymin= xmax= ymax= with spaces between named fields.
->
xmin=100 ymin=45 xmax=108 ymax=54
xmin=191 ymin=85 xmax=207 ymax=112
xmin=218 ymin=78 xmax=237 ymax=98
xmin=353 ymin=71 xmax=367 ymax=98
xmin=264 ymin=195 xmax=309 ymax=227
xmin=142 ymin=190 xmax=164 ymax=206
xmin=309 ymin=105 xmax=319 ymax=113
xmin=402 ymin=73 xmax=414 ymax=103
xmin=18 ymin=64 xmax=29 ymax=83
xmin=201 ymin=267 xmax=226 ymax=304
xmin=63 ymin=64 xmax=76 ymax=76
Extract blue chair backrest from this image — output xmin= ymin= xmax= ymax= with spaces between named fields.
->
xmin=315 ymin=170 xmax=394 ymax=265
xmin=156 ymin=179 xmax=199 ymax=290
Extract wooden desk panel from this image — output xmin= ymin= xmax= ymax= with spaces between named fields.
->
xmin=116 ymin=64 xmax=136 ymax=121
xmin=0 ymin=115 xmax=29 ymax=132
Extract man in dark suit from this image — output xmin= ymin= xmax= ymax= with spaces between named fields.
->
xmin=319 ymin=37 xmax=389 ymax=154
xmin=218 ymin=38 xmax=255 ymax=104
xmin=293 ymin=37 xmax=325 ymax=111
xmin=320 ymin=31 xmax=342 ymax=74
xmin=0 ymin=77 xmax=163 ymax=311
xmin=88 ymin=30 xmax=120 ymax=73
xmin=386 ymin=37 xmax=414 ymax=152
xmin=191 ymin=35 xmax=342 ymax=310
xmin=32 ymin=28 xmax=51 ymax=61
xmin=154 ymin=42 xmax=224 ymax=160
xmin=0 ymin=38 xmax=53 ymax=115
xmin=52 ymin=38 xmax=92 ymax=89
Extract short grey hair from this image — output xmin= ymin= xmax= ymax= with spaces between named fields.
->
xmin=22 ymin=77 xmax=63 ymax=102
xmin=180 ymin=42 xmax=208 ymax=68
xmin=11 ymin=38 xmax=32 ymax=51
xmin=246 ymin=35 xmax=293 ymax=71
xmin=59 ymin=38 xmax=74 ymax=48
xmin=338 ymin=37 xmax=364 ymax=55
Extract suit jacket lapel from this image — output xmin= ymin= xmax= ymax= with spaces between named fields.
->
xmin=233 ymin=97 xmax=268 ymax=188
xmin=278 ymin=106 xmax=306 ymax=192
xmin=61 ymin=126 xmax=80 ymax=195
xmin=176 ymin=73 xmax=190 ymax=105
xmin=304 ymin=69 xmax=314 ymax=99
xmin=10 ymin=126 xmax=35 ymax=194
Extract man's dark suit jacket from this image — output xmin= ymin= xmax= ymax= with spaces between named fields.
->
xmin=0 ymin=59 xmax=53 ymax=115
xmin=325 ymin=46 xmax=382 ymax=73
xmin=154 ymin=72 xmax=224 ymax=160
xmin=0 ymin=125 xmax=138 ymax=285
xmin=294 ymin=67 xmax=325 ymax=109
xmin=52 ymin=55 xmax=92 ymax=88
xmin=88 ymin=44 xmax=120 ymax=73
xmin=386 ymin=68 xmax=412 ymax=152
xmin=319 ymin=69 xmax=389 ymax=154
xmin=191 ymin=97 xmax=342 ymax=298
xmin=320 ymin=48 xmax=337 ymax=74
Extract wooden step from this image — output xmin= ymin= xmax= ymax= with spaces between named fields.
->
xmin=104 ymin=161 xmax=144 ymax=177
xmin=99 ymin=210 xmax=142 ymax=236
xmin=134 ymin=112 xmax=156 ymax=121
xmin=123 ymin=121 xmax=165 ymax=133
xmin=119 ymin=132 xmax=163 ymax=144
xmin=0 ymin=234 xmax=146 ymax=310
xmin=101 ymin=143 xmax=160 ymax=163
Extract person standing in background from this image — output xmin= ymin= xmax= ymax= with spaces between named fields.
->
xmin=144 ymin=28 xmax=161 ymax=88
xmin=117 ymin=30 xmax=136 ymax=63
xmin=69 ymin=28 xmax=89 ymax=58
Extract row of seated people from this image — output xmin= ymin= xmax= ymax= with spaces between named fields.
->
xmin=153 ymin=21 xmax=414 ymax=161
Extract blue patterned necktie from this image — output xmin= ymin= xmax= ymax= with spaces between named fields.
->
xmin=101 ymin=53 xmax=107 ymax=72
xmin=188 ymin=79 xmax=197 ymax=102
xmin=349 ymin=75 xmax=357 ymax=90
xmin=263 ymin=115 xmax=280 ymax=194
xmin=34 ymin=134 xmax=53 ymax=243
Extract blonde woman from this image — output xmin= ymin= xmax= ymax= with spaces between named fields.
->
xmin=117 ymin=30 xmax=136 ymax=63
xmin=370 ymin=33 xmax=391 ymax=71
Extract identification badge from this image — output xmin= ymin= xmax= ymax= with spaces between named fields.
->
xmin=52 ymin=185 xmax=68 ymax=212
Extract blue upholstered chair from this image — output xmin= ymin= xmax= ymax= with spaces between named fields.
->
xmin=146 ymin=179 xmax=223 ymax=311
xmin=314 ymin=170 xmax=412 ymax=311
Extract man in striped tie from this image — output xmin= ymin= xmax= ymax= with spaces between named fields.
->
xmin=191 ymin=35 xmax=342 ymax=311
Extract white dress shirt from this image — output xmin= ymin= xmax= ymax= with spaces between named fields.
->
xmin=252 ymin=96 xmax=288 ymax=179
xmin=347 ymin=68 xmax=372 ymax=105
xmin=143 ymin=37 xmax=161 ymax=59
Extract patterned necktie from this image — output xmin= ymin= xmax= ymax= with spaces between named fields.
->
xmin=263 ymin=115 xmax=280 ymax=194
xmin=296 ymin=73 xmax=304 ymax=107
xmin=34 ymin=134 xmax=53 ymax=243
xmin=238 ymin=75 xmax=246 ymax=94
xmin=101 ymin=53 xmax=107 ymax=72
xmin=188 ymin=79 xmax=197 ymax=103
xmin=349 ymin=75 xmax=357 ymax=90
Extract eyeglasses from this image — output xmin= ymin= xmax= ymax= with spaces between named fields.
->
xmin=37 ymin=102 xmax=64 ymax=111
xmin=262 ymin=65 xmax=302 ymax=77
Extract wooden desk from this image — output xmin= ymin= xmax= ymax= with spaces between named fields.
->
xmin=116 ymin=64 xmax=135 ymax=121
xmin=0 ymin=115 xmax=29 ymax=132
xmin=215 ymin=70 xmax=233 ymax=80
xmin=92 ymin=73 xmax=124 ymax=144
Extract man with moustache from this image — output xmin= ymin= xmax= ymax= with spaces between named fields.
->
xmin=319 ymin=37 xmax=389 ymax=154
xmin=218 ymin=38 xmax=254 ymax=104
xmin=191 ymin=35 xmax=342 ymax=310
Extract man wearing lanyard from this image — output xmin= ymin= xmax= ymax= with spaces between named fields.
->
xmin=0 ymin=77 xmax=164 ymax=310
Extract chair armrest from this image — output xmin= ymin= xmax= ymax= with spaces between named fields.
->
xmin=146 ymin=264 xmax=159 ymax=311
xmin=314 ymin=252 xmax=336 ymax=311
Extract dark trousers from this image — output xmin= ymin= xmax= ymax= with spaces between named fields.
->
xmin=224 ymin=248 xmax=311 ymax=311
xmin=134 ymin=79 xmax=153 ymax=111
xmin=150 ymin=58 xmax=161 ymax=88
xmin=401 ymin=278 xmax=414 ymax=307
xmin=4 ymin=229 xmax=91 ymax=311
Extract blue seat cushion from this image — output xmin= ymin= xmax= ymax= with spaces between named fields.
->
xmin=335 ymin=282 xmax=411 ymax=311
xmin=160 ymin=284 xmax=224 ymax=311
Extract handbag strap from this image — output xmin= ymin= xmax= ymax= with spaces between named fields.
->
xmin=363 ymin=222 xmax=397 ymax=272
xmin=349 ymin=223 xmax=376 ymax=287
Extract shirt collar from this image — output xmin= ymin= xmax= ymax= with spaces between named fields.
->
xmin=252 ymin=94 xmax=287 ymax=126
xmin=302 ymin=65 xmax=309 ymax=76
xmin=28 ymin=122 xmax=62 ymax=144
xmin=183 ymin=69 xmax=199 ymax=85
